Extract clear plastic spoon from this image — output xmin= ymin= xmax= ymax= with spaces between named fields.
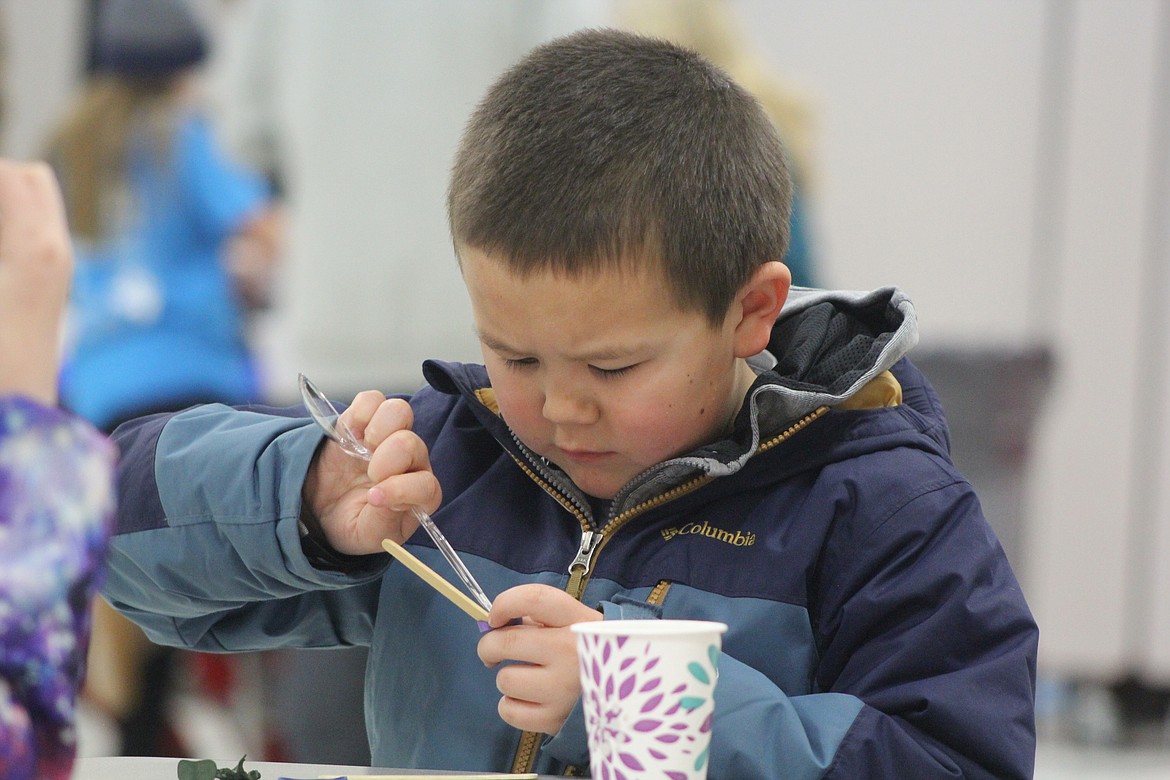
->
xmin=298 ymin=372 xmax=495 ymax=613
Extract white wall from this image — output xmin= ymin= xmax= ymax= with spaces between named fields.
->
xmin=0 ymin=0 xmax=85 ymax=159
xmin=732 ymin=0 xmax=1047 ymax=348
xmin=1020 ymin=0 xmax=1170 ymax=679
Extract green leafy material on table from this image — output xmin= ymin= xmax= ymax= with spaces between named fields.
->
xmin=177 ymin=755 xmax=261 ymax=780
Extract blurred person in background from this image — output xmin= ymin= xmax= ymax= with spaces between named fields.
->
xmin=0 ymin=159 xmax=117 ymax=780
xmin=49 ymin=0 xmax=279 ymax=431
xmin=42 ymin=0 xmax=279 ymax=758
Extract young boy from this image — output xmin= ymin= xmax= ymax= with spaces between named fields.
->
xmin=102 ymin=29 xmax=1038 ymax=778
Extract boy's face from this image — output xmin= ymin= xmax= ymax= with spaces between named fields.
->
xmin=461 ymin=246 xmax=759 ymax=499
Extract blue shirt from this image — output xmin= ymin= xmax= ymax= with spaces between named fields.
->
xmin=60 ymin=112 xmax=271 ymax=430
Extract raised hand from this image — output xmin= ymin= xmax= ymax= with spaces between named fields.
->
xmin=0 ymin=160 xmax=72 ymax=406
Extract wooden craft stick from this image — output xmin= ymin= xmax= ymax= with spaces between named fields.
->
xmin=381 ymin=538 xmax=489 ymax=622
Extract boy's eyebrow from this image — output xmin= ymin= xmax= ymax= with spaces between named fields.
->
xmin=477 ymin=332 xmax=516 ymax=354
xmin=477 ymin=331 xmax=647 ymax=361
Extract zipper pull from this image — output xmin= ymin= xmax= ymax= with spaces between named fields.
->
xmin=566 ymin=530 xmax=602 ymax=599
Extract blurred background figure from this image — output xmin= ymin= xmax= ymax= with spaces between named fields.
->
xmin=0 ymin=159 xmax=117 ymax=780
xmin=41 ymin=0 xmax=280 ymax=759
xmin=48 ymin=0 xmax=279 ymax=431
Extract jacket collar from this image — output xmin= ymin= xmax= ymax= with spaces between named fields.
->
xmin=422 ymin=285 xmax=920 ymax=519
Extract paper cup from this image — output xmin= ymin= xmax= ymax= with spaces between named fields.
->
xmin=572 ymin=619 xmax=728 ymax=780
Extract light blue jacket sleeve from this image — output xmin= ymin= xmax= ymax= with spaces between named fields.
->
xmin=102 ymin=403 xmax=389 ymax=652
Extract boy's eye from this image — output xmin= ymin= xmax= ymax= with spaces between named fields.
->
xmin=591 ymin=364 xmax=637 ymax=379
xmin=502 ymin=357 xmax=538 ymax=370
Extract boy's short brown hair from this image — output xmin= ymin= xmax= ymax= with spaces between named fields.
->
xmin=448 ymin=28 xmax=793 ymax=325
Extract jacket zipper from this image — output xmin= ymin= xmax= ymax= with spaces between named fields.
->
xmin=508 ymin=406 xmax=829 ymax=774
xmin=565 ymin=530 xmax=602 ymax=598
xmin=647 ymin=579 xmax=673 ymax=606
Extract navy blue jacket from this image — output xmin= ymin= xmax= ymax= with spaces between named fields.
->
xmin=102 ymin=287 xmax=1037 ymax=777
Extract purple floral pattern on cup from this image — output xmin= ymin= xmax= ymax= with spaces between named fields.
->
xmin=577 ymin=630 xmax=720 ymax=780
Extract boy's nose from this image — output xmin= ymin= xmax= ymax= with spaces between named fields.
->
xmin=541 ymin=383 xmax=599 ymax=425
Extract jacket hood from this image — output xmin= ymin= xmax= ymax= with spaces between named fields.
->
xmin=763 ymin=285 xmax=918 ymax=410
xmin=711 ymin=286 xmax=920 ymax=474
xmin=422 ymin=285 xmax=929 ymax=519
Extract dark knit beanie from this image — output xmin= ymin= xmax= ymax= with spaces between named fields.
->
xmin=93 ymin=0 xmax=208 ymax=77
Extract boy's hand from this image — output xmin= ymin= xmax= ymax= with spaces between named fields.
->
xmin=478 ymin=583 xmax=604 ymax=734
xmin=302 ymin=391 xmax=442 ymax=555
xmin=0 ymin=160 xmax=72 ymax=406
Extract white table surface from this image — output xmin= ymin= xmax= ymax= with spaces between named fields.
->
xmin=71 ymin=756 xmax=557 ymax=779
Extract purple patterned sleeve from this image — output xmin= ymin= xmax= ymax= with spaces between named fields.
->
xmin=0 ymin=397 xmax=116 ymax=780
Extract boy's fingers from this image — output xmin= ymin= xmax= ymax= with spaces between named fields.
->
xmin=363 ymin=397 xmax=415 ymax=446
xmin=477 ymin=585 xmax=603 ymax=665
xmin=496 ymin=696 xmax=564 ymax=736
xmin=489 ymin=583 xmax=602 ymax=628
xmin=367 ymin=467 xmax=442 ymax=514
xmin=478 ymin=619 xmax=582 ymax=669
xmin=352 ymin=503 xmax=420 ymax=552
xmin=338 ymin=390 xmax=393 ymax=441
xmin=369 ymin=428 xmax=433 ymax=479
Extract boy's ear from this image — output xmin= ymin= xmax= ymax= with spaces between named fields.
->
xmin=732 ymin=261 xmax=791 ymax=358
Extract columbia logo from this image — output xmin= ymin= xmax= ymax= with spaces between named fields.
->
xmin=660 ymin=521 xmax=756 ymax=547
